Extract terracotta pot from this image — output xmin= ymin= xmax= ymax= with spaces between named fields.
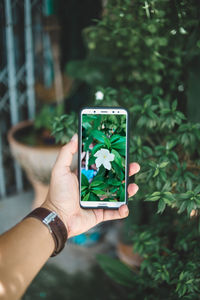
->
xmin=117 ymin=242 xmax=143 ymax=269
xmin=8 ymin=120 xmax=77 ymax=209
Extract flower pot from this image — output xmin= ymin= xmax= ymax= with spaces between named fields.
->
xmin=117 ymin=242 xmax=143 ymax=269
xmin=8 ymin=120 xmax=77 ymax=208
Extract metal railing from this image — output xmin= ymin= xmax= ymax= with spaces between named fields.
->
xmin=0 ymin=0 xmax=43 ymax=198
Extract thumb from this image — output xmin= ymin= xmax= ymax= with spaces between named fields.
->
xmin=54 ymin=133 xmax=78 ymax=173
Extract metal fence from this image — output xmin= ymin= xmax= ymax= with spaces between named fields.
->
xmin=0 ymin=0 xmax=46 ymax=198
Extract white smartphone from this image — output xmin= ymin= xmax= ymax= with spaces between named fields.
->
xmin=79 ymin=107 xmax=129 ymax=209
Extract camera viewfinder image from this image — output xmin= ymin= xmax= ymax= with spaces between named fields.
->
xmin=81 ymin=114 xmax=126 ymax=202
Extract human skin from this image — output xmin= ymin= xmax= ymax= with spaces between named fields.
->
xmin=0 ymin=134 xmax=140 ymax=300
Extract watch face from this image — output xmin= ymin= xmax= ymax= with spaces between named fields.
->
xmin=43 ymin=212 xmax=57 ymax=225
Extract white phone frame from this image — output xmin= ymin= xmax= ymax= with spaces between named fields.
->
xmin=79 ymin=107 xmax=128 ymax=209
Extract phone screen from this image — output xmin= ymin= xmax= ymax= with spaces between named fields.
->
xmin=80 ymin=108 xmax=128 ymax=208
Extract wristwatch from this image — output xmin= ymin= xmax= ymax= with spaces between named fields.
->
xmin=24 ymin=207 xmax=68 ymax=257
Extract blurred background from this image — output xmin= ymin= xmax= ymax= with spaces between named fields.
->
xmin=0 ymin=0 xmax=200 ymax=299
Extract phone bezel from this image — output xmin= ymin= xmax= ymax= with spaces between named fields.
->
xmin=78 ymin=106 xmax=129 ymax=209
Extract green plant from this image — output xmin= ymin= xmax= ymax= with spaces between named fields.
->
xmin=51 ymin=112 xmax=78 ymax=144
xmin=97 ymin=89 xmax=200 ymax=299
xmin=34 ymin=104 xmax=78 ymax=144
xmin=34 ymin=104 xmax=64 ymax=132
xmin=51 ymin=0 xmax=200 ymax=297
xmin=67 ymin=0 xmax=200 ymax=106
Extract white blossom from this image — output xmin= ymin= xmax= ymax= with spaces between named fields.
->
xmin=170 ymin=29 xmax=177 ymax=35
xmin=180 ymin=27 xmax=187 ymax=35
xmin=95 ymin=91 xmax=104 ymax=101
xmin=178 ymin=84 xmax=184 ymax=92
xmin=94 ymin=148 xmax=115 ymax=170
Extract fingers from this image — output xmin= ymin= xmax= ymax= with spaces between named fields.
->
xmin=129 ymin=162 xmax=140 ymax=177
xmin=128 ymin=183 xmax=139 ymax=197
xmin=54 ymin=133 xmax=78 ymax=173
xmin=102 ymin=204 xmax=129 ymax=221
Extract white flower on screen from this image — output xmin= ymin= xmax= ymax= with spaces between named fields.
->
xmin=94 ymin=148 xmax=115 ymax=170
xmin=95 ymin=91 xmax=104 ymax=101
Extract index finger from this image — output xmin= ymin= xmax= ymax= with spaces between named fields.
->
xmin=54 ymin=134 xmax=78 ymax=173
xmin=129 ymin=162 xmax=140 ymax=176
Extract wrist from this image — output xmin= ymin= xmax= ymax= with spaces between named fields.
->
xmin=24 ymin=206 xmax=68 ymax=256
xmin=41 ymin=201 xmax=68 ymax=231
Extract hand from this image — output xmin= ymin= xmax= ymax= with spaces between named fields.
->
xmin=42 ymin=134 xmax=140 ymax=238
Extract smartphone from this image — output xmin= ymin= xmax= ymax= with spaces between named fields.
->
xmin=79 ymin=107 xmax=129 ymax=209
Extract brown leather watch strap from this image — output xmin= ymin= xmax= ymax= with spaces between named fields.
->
xmin=24 ymin=207 xmax=68 ymax=257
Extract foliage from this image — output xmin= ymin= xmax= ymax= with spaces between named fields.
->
xmin=99 ymin=215 xmax=200 ymax=299
xmin=52 ymin=0 xmax=200 ymax=297
xmin=34 ymin=104 xmax=64 ymax=132
xmin=81 ymin=114 xmax=126 ymax=202
xmin=97 ymin=88 xmax=200 ymax=299
xmin=35 ymin=104 xmax=78 ymax=144
xmin=66 ymin=0 xmax=200 ymax=102
xmin=51 ymin=112 xmax=78 ymax=144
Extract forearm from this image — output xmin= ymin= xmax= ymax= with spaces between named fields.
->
xmin=0 ymin=217 xmax=54 ymax=300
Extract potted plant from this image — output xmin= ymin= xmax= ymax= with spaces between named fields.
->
xmin=8 ymin=104 xmax=78 ymax=208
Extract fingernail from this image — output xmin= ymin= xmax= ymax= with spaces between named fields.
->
xmin=71 ymin=133 xmax=78 ymax=142
xmin=134 ymin=163 xmax=140 ymax=172
xmin=137 ymin=164 xmax=140 ymax=172
xmin=124 ymin=205 xmax=129 ymax=215
xmin=135 ymin=184 xmax=139 ymax=193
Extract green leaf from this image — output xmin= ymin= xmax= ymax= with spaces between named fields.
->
xmin=111 ymin=149 xmax=122 ymax=166
xmin=110 ymin=187 xmax=119 ymax=193
xmin=89 ymin=192 xmax=100 ymax=201
xmin=82 ymin=192 xmax=90 ymax=201
xmin=81 ymin=186 xmax=88 ymax=192
xmin=157 ymin=199 xmax=166 ymax=213
xmin=81 ymin=173 xmax=89 ymax=186
xmin=103 ymin=136 xmax=111 ymax=149
xmin=110 ymin=134 xmax=122 ymax=143
xmin=172 ymin=100 xmax=177 ymax=111
xmin=97 ymin=254 xmax=135 ymax=287
xmin=119 ymin=184 xmax=125 ymax=202
xmin=153 ymin=169 xmax=159 ymax=177
xmin=111 ymin=136 xmax=126 ymax=155
xmin=90 ymin=180 xmax=105 ymax=187
xmin=92 ymin=189 xmax=105 ymax=195
xmin=178 ymin=201 xmax=188 ymax=213
xmin=92 ymin=130 xmax=107 ymax=143
xmin=159 ymin=161 xmax=169 ymax=168
xmin=107 ymin=178 xmax=121 ymax=186
xmin=147 ymin=196 xmax=160 ymax=201
xmin=88 ymin=156 xmax=96 ymax=166
xmin=84 ymin=136 xmax=93 ymax=151
xmin=91 ymin=143 xmax=104 ymax=156
xmin=103 ymin=197 xmax=117 ymax=201
xmin=194 ymin=185 xmax=200 ymax=195
xmin=112 ymin=161 xmax=124 ymax=181
xmin=151 ymin=191 xmax=161 ymax=196
xmin=82 ymin=122 xmax=92 ymax=130
xmin=166 ymin=140 xmax=177 ymax=150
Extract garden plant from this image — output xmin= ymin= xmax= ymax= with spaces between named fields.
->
xmin=95 ymin=88 xmax=200 ymax=300
xmin=52 ymin=85 xmax=200 ymax=299
xmin=67 ymin=0 xmax=200 ymax=117
xmin=51 ymin=0 xmax=200 ymax=299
